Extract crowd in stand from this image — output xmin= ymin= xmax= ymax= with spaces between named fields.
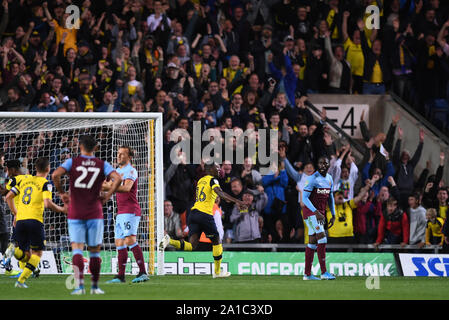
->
xmin=0 ymin=0 xmax=448 ymax=249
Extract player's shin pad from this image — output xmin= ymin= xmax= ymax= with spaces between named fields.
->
xmin=18 ymin=255 xmax=40 ymax=284
xmin=212 ymin=244 xmax=223 ymax=274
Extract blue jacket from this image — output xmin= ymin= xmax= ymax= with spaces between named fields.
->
xmin=262 ymin=169 xmax=288 ymax=215
xmin=30 ymin=103 xmax=58 ymax=112
xmin=362 ymin=160 xmax=396 ymax=197
xmin=269 ymin=54 xmax=298 ymax=107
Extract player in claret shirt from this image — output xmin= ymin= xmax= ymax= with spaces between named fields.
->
xmin=302 ymin=157 xmax=336 ymax=280
xmin=104 ymin=146 xmax=149 ymax=284
xmin=52 ymin=135 xmax=122 ymax=295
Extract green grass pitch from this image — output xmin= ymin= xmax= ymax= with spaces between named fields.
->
xmin=0 ymin=275 xmax=448 ymax=300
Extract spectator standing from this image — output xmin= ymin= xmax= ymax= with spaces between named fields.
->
xmin=362 ymin=149 xmax=396 ymax=197
xmin=30 ymin=91 xmax=59 ymax=112
xmin=392 ymin=127 xmax=424 ymax=210
xmin=435 ymin=188 xmax=449 ymax=220
xmin=421 ymin=152 xmax=445 ymax=209
xmin=425 ymin=208 xmax=445 ymax=246
xmin=262 ymin=160 xmax=288 ymax=238
xmin=323 ymin=31 xmax=351 ymax=94
xmin=374 ymin=197 xmax=410 ymax=248
xmin=221 ymin=177 xmax=244 ymax=243
xmin=408 ymin=193 xmax=427 ymax=248
xmin=331 ymin=145 xmax=359 ymax=201
xmin=231 ymin=188 xmax=268 ymax=243
xmin=353 ymin=189 xmax=381 ymax=244
xmin=164 ymin=200 xmax=183 ymax=241
xmin=326 ymin=176 xmax=377 ymax=244
xmin=360 ymin=29 xmax=390 ymax=94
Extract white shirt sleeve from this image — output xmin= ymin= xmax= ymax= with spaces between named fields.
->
xmin=214 ymin=209 xmax=224 ymax=242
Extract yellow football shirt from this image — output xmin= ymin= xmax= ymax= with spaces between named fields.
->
xmin=438 ymin=206 xmax=447 ymax=220
xmin=344 ymin=38 xmax=365 ymax=77
xmin=191 ymin=175 xmax=220 ymax=215
xmin=326 ymin=200 xmax=357 ymax=238
xmin=6 ymin=175 xmax=32 ymax=209
xmin=223 ymin=67 xmax=247 ymax=94
xmin=10 ymin=175 xmax=52 ymax=223
xmin=53 ymin=19 xmax=79 ymax=55
xmin=426 ymin=217 xmax=444 ymax=244
xmin=326 ymin=9 xmax=339 ymax=40
xmin=370 ymin=60 xmax=383 ymax=83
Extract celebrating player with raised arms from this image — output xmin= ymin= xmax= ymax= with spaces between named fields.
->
xmin=104 ymin=146 xmax=149 ymax=284
xmin=52 ymin=135 xmax=122 ymax=295
xmin=160 ymin=162 xmax=247 ymax=278
xmin=5 ymin=157 xmax=66 ymax=288
xmin=302 ymin=157 xmax=336 ymax=280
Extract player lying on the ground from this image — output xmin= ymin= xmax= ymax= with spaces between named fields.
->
xmin=160 ymin=162 xmax=247 ymax=278
xmin=102 ymin=146 xmax=149 ymax=284
xmin=4 ymin=157 xmax=66 ymax=288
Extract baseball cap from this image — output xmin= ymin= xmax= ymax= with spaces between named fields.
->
xmin=284 ymin=35 xmax=294 ymax=42
xmin=167 ymin=62 xmax=179 ymax=69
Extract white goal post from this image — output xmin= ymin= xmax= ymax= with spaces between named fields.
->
xmin=0 ymin=112 xmax=165 ymax=276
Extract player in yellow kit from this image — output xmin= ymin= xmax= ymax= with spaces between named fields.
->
xmin=1 ymin=159 xmax=28 ymax=277
xmin=160 ymin=163 xmax=246 ymax=278
xmin=4 ymin=157 xmax=66 ymax=288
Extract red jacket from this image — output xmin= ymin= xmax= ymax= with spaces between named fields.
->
xmin=354 ymin=200 xmax=382 ymax=235
xmin=376 ymin=209 xmax=409 ymax=244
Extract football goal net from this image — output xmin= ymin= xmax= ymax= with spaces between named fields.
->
xmin=0 ymin=113 xmax=164 ymax=276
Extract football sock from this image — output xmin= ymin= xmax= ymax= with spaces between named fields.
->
xmin=129 ymin=242 xmax=146 ymax=274
xmin=72 ymin=249 xmax=85 ymax=288
xmin=14 ymin=247 xmax=29 ymax=263
xmin=305 ymin=244 xmax=316 ymax=276
xmin=317 ymin=242 xmax=327 ymax=274
xmin=89 ymin=252 xmax=101 ymax=288
xmin=18 ymin=254 xmax=40 ymax=284
xmin=169 ymin=239 xmax=192 ymax=251
xmin=212 ymin=244 xmax=223 ymax=275
xmin=117 ymin=245 xmax=128 ymax=277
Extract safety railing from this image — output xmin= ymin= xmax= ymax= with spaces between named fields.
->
xmin=223 ymin=243 xmax=443 ymax=254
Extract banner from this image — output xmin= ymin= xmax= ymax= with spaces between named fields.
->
xmin=0 ymin=251 xmax=58 ymax=274
xmin=163 ymin=251 xmax=398 ymax=276
xmin=58 ymin=251 xmax=398 ymax=276
xmin=399 ymin=254 xmax=449 ymax=277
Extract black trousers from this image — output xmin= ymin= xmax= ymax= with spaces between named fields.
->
xmin=0 ymin=232 xmax=9 ymax=255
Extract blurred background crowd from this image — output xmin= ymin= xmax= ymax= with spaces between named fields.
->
xmin=0 ymin=0 xmax=448 ymax=249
